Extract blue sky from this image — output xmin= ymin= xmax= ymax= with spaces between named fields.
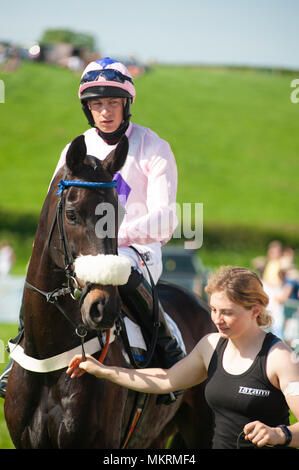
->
xmin=1 ymin=0 xmax=298 ymax=69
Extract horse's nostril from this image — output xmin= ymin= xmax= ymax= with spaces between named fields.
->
xmin=90 ymin=301 xmax=104 ymax=323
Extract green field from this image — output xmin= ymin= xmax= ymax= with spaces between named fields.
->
xmin=0 ymin=61 xmax=299 ymax=274
xmin=0 ymin=63 xmax=298 ymax=447
xmin=0 ymin=323 xmax=17 ymax=449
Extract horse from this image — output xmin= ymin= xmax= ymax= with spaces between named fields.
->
xmin=4 ymin=134 xmax=216 ymax=449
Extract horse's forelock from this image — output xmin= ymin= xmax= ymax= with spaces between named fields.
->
xmin=67 ymin=155 xmax=111 ymax=183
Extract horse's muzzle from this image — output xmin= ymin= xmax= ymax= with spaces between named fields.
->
xmin=74 ymin=254 xmax=130 ymax=330
xmin=80 ymin=285 xmax=119 ymax=330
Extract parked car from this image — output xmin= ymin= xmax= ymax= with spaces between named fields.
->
xmin=160 ymin=246 xmax=209 ymax=300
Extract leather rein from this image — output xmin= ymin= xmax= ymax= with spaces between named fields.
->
xmin=24 ymin=175 xmax=117 ymax=362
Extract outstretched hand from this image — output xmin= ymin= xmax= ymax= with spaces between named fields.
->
xmin=66 ymin=354 xmax=105 ymax=379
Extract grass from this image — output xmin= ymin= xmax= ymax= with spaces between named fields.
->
xmin=134 ymin=66 xmax=299 ymax=227
xmin=0 ymin=62 xmax=298 ymax=447
xmin=0 ymin=62 xmax=299 ymax=275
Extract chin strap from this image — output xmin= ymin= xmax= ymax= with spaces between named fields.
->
xmin=82 ymin=97 xmax=131 ymax=145
xmin=95 ymin=119 xmax=130 ymax=145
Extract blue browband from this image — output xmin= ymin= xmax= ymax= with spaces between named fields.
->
xmin=57 ymin=180 xmax=117 ymax=195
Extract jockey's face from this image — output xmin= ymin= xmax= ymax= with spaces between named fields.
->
xmin=88 ymin=97 xmax=124 ymax=133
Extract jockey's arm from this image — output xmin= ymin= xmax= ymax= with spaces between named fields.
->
xmin=67 ymin=333 xmax=218 ymax=394
xmin=118 ymin=142 xmax=178 ymax=246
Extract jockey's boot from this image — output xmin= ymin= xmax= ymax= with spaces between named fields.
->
xmin=0 ymin=298 xmax=24 ymax=399
xmin=119 ymin=269 xmax=186 ymax=405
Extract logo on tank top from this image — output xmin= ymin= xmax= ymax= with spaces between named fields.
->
xmin=238 ymin=386 xmax=270 ymax=397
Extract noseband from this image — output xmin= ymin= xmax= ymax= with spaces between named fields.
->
xmin=25 ymin=175 xmax=117 ymax=358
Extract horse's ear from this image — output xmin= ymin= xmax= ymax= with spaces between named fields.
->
xmin=66 ymin=135 xmax=87 ymax=174
xmin=102 ymin=135 xmax=129 ymax=177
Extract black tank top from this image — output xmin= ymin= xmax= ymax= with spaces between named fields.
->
xmin=205 ymin=332 xmax=290 ymax=449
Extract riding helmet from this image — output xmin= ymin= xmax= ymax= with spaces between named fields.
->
xmin=79 ymin=57 xmax=136 ymax=129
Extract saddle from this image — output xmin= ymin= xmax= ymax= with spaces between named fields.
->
xmin=119 ymin=304 xmax=185 ymax=367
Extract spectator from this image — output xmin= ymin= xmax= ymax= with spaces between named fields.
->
xmin=276 ymin=267 xmax=299 ymax=304
xmin=276 ymin=266 xmax=299 ymax=346
xmin=281 ymin=246 xmax=295 ymax=269
xmin=0 ymin=241 xmax=15 ymax=278
xmin=261 ymin=241 xmax=284 ymax=337
xmin=262 ymin=241 xmax=283 ymax=287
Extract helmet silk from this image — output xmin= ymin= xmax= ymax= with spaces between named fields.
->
xmin=79 ymin=57 xmax=136 ymax=102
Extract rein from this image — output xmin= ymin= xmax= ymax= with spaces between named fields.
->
xmin=24 ymin=176 xmax=117 ymax=364
xmin=119 ymin=246 xmax=160 ymax=369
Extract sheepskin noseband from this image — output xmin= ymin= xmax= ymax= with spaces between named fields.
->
xmin=74 ymin=254 xmax=131 ymax=286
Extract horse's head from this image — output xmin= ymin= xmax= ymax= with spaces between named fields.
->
xmin=49 ymin=134 xmax=130 ymax=331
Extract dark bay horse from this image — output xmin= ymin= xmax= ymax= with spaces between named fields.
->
xmin=5 ymin=134 xmax=215 ymax=449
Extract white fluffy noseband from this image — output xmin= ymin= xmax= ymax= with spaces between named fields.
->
xmin=74 ymin=254 xmax=131 ymax=286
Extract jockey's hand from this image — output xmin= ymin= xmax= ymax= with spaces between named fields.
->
xmin=66 ymin=354 xmax=104 ymax=379
xmin=243 ymin=421 xmax=286 ymax=447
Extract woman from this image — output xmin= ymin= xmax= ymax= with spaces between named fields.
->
xmin=67 ymin=266 xmax=299 ymax=449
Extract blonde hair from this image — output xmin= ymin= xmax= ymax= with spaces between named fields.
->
xmin=205 ymin=266 xmax=272 ymax=328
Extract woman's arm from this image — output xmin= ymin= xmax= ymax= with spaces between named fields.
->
xmin=66 ymin=334 xmax=215 ymax=394
xmin=274 ymin=345 xmax=299 ymax=447
xmin=244 ymin=342 xmax=299 ymax=447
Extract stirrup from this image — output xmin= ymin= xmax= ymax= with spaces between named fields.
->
xmin=0 ymin=360 xmax=14 ymax=399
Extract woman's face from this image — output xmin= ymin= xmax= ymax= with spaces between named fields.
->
xmin=209 ymin=290 xmax=259 ymax=339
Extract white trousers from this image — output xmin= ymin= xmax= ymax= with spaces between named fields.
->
xmin=118 ymin=242 xmax=163 ymax=285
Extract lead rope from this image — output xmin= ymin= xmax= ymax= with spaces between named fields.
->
xmin=121 ymin=393 xmax=148 ymax=449
xmin=98 ymin=329 xmax=110 ymax=363
xmin=78 ymin=328 xmax=111 ymax=363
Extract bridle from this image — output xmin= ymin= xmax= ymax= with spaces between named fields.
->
xmin=25 ymin=175 xmax=118 ymax=360
xmin=49 ymin=177 xmax=117 ymax=281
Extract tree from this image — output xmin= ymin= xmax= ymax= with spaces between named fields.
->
xmin=40 ymin=29 xmax=96 ymax=51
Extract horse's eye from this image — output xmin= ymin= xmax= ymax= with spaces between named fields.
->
xmin=66 ymin=210 xmax=77 ymax=222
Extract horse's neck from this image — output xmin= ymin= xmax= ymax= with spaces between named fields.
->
xmin=26 ymin=205 xmax=61 ymax=284
xmin=23 ymin=208 xmax=77 ymax=358
xmin=26 ymin=187 xmax=64 ymax=291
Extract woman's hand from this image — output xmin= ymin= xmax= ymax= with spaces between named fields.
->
xmin=66 ymin=354 xmax=105 ymax=379
xmin=243 ymin=421 xmax=287 ymax=447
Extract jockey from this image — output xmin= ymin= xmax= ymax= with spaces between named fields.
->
xmin=0 ymin=58 xmax=185 ymax=404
